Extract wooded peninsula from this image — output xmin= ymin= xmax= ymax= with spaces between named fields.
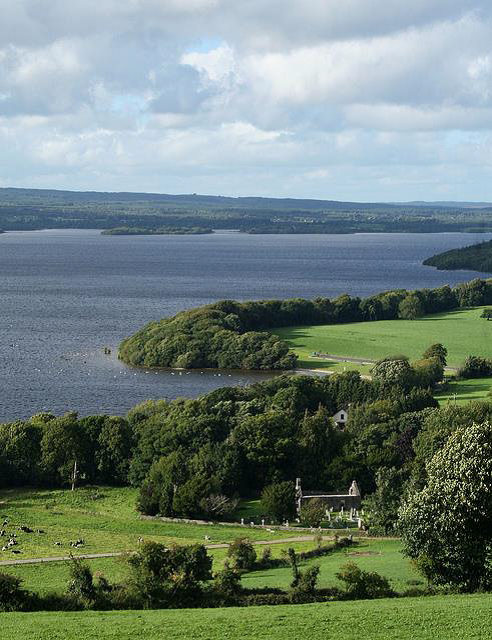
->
xmin=423 ymin=239 xmax=492 ymax=273
xmin=118 ymin=278 xmax=492 ymax=371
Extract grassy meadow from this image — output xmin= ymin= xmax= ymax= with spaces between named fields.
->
xmin=0 ymin=487 xmax=306 ymax=560
xmin=274 ymin=307 xmax=491 ymax=370
xmin=241 ymin=538 xmax=417 ymax=593
xmin=2 ymin=594 xmax=492 ymax=640
xmin=435 ymin=376 xmax=492 ymax=405
xmin=3 ymin=536 xmax=409 ymax=597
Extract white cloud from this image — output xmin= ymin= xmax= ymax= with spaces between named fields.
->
xmin=0 ymin=1 xmax=492 ymax=199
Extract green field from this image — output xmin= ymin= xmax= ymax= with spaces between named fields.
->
xmin=3 ymin=537 xmax=408 ymax=597
xmin=0 ymin=487 xmax=305 ymax=560
xmin=436 ymin=376 xmax=492 ymax=405
xmin=274 ymin=307 xmax=492 ymax=370
xmin=241 ymin=538 xmax=417 ymax=593
xmin=1 ymin=594 xmax=491 ymax=640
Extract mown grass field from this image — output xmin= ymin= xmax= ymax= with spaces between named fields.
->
xmin=435 ymin=376 xmax=492 ymax=405
xmin=0 ymin=487 xmax=305 ymax=560
xmin=274 ymin=307 xmax=492 ymax=370
xmin=2 ymin=594 xmax=491 ymax=640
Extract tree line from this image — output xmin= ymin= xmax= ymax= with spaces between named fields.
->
xmin=0 ymin=348 xmax=455 ymax=519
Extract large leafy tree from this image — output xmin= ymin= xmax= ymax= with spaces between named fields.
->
xmin=399 ymin=421 xmax=492 ymax=590
xmin=364 ymin=467 xmax=404 ymax=535
xmin=422 ymin=343 xmax=448 ymax=367
xmin=96 ymin=416 xmax=134 ymax=484
xmin=261 ymin=481 xmax=296 ymax=522
xmin=40 ymin=412 xmax=89 ymax=488
xmin=398 ymin=294 xmax=424 ymax=319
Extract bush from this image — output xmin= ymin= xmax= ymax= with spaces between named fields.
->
xmin=0 ymin=573 xmax=30 ymax=612
xmin=289 ymin=565 xmax=320 ymax=603
xmin=300 ymin=498 xmax=326 ymax=527
xmin=211 ymin=566 xmax=243 ymax=605
xmin=227 ymin=538 xmax=257 ymax=571
xmin=457 ymin=356 xmax=492 ymax=379
xmin=67 ymin=556 xmax=97 ymax=607
xmin=336 ymin=562 xmax=395 ymax=599
xmin=127 ymin=541 xmax=212 ymax=608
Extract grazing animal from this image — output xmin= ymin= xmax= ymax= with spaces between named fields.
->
xmin=20 ymin=526 xmax=34 ymax=533
xmin=0 ymin=530 xmax=5 ymax=536
xmin=1 ymin=546 xmax=6 ymax=551
xmin=53 ymin=541 xmax=62 ymax=546
xmin=11 ymin=549 xmax=21 ymax=554
xmin=204 ymin=535 xmax=211 ymax=542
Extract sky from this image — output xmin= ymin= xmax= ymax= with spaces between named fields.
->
xmin=1 ymin=1 xmax=492 ymax=201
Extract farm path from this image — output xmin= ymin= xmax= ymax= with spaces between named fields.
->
xmin=0 ymin=535 xmax=331 ymax=566
xmin=316 ymin=353 xmax=458 ymax=372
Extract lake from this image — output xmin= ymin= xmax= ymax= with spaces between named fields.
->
xmin=1 ymin=229 xmax=490 ymax=422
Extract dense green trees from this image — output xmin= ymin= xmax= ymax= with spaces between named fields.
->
xmin=0 ymin=413 xmax=137 ymax=489
xmin=1 ymin=367 xmax=491 ymax=565
xmin=458 ymin=355 xmax=492 ymax=379
xmin=119 ymin=278 xmax=492 ymax=371
xmin=400 ymin=422 xmax=492 ymax=590
xmin=260 ymin=482 xmax=297 ymax=522
xmin=424 ymin=239 xmax=492 ymax=273
xmin=398 ymin=294 xmax=424 ymax=319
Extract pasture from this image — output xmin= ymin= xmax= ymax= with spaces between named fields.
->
xmin=435 ymin=376 xmax=492 ymax=405
xmin=241 ymin=538 xmax=418 ymax=593
xmin=274 ymin=307 xmax=491 ymax=370
xmin=3 ymin=537 xmax=409 ymax=597
xmin=1 ymin=594 xmax=491 ymax=640
xmin=0 ymin=487 xmax=305 ymax=560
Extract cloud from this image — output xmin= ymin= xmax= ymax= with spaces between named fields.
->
xmin=0 ymin=1 xmax=492 ymax=200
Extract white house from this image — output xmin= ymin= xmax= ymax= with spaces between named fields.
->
xmin=332 ymin=408 xmax=348 ymax=428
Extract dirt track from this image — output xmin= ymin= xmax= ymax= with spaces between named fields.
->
xmin=0 ymin=535 xmax=338 ymax=566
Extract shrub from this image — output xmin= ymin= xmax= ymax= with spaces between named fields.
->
xmin=457 ymin=356 xmax=492 ymax=379
xmin=289 ymin=565 xmax=321 ymax=603
xmin=300 ymin=498 xmax=326 ymax=527
xmin=227 ymin=538 xmax=257 ymax=571
xmin=0 ymin=573 xmax=29 ymax=612
xmin=211 ymin=566 xmax=243 ymax=605
xmin=127 ymin=541 xmax=212 ymax=608
xmin=336 ymin=562 xmax=395 ymax=599
xmin=66 ymin=556 xmax=97 ymax=606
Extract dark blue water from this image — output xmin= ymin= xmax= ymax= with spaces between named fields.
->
xmin=1 ymin=229 xmax=490 ymax=422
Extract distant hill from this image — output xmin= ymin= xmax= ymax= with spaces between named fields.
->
xmin=424 ymin=239 xmax=492 ymax=273
xmin=2 ymin=187 xmax=487 ymax=212
xmin=398 ymin=201 xmax=492 ymax=209
xmin=1 ymin=187 xmax=492 ymax=234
